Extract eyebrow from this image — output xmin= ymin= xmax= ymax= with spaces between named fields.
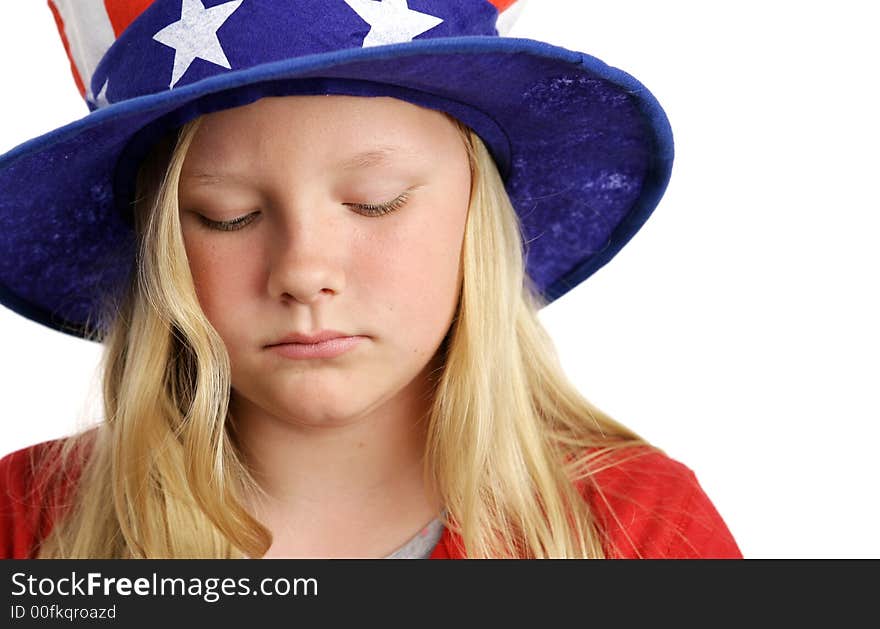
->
xmin=181 ymin=171 xmax=248 ymax=186
xmin=339 ymin=145 xmax=415 ymax=171
xmin=183 ymin=145 xmax=415 ymax=185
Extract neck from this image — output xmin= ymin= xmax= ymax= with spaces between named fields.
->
xmin=230 ymin=361 xmax=444 ymax=556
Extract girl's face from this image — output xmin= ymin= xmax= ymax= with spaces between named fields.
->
xmin=177 ymin=95 xmax=471 ymax=427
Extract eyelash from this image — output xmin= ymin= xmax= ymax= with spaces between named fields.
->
xmin=198 ymin=191 xmax=412 ymax=232
xmin=344 ymin=191 xmax=411 ymax=217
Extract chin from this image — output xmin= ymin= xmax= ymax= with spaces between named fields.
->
xmin=233 ymin=366 xmax=409 ymax=428
xmin=278 ymin=402 xmax=373 ymax=429
xmin=267 ymin=384 xmax=379 ymax=425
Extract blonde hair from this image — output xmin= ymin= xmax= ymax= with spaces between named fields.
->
xmin=37 ymin=103 xmax=652 ymax=558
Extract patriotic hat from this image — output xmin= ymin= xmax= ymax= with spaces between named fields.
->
xmin=0 ymin=0 xmax=673 ymax=340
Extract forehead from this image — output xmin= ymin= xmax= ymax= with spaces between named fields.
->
xmin=183 ymin=94 xmax=461 ymax=167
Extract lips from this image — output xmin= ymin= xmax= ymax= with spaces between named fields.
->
xmin=266 ymin=332 xmax=366 ymax=359
xmin=267 ymin=330 xmax=351 ymax=346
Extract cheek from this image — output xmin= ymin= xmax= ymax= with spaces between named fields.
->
xmin=409 ymin=229 xmax=463 ymax=319
xmin=360 ymin=204 xmax=466 ymax=349
xmin=182 ymin=231 xmax=260 ymax=339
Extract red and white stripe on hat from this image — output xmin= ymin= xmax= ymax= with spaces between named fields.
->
xmin=48 ymin=0 xmax=527 ymax=102
xmin=48 ymin=0 xmax=152 ymax=101
xmin=493 ymin=0 xmax=528 ymax=36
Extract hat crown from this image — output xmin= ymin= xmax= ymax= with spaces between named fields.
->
xmin=49 ymin=0 xmax=523 ymax=109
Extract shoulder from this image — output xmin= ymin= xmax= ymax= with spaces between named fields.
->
xmin=574 ymin=446 xmax=742 ymax=559
xmin=0 ymin=436 xmax=87 ymax=559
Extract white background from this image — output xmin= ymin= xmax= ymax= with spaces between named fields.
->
xmin=1 ymin=1 xmax=878 ymax=558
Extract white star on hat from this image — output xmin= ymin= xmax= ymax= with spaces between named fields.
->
xmin=342 ymin=0 xmax=444 ymax=48
xmin=153 ymin=0 xmax=244 ymax=89
xmin=90 ymin=78 xmax=110 ymax=109
xmin=86 ymin=78 xmax=110 ymax=109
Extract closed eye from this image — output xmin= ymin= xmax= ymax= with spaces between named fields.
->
xmin=344 ymin=190 xmax=412 ymax=217
xmin=197 ymin=212 xmax=259 ymax=232
xmin=196 ymin=189 xmax=414 ymax=231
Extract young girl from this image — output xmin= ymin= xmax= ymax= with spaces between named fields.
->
xmin=0 ymin=0 xmax=739 ymax=559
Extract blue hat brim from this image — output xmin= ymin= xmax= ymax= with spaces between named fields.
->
xmin=0 ymin=36 xmax=673 ymax=340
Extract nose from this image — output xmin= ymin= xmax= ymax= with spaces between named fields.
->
xmin=265 ymin=210 xmax=346 ymax=305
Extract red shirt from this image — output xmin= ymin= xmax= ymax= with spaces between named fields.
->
xmin=0 ymin=439 xmax=741 ymax=559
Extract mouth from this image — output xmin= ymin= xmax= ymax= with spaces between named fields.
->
xmin=265 ymin=333 xmax=367 ymax=360
xmin=267 ymin=329 xmax=353 ymax=345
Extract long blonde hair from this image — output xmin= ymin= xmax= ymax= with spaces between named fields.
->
xmin=37 ymin=102 xmax=651 ymax=558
